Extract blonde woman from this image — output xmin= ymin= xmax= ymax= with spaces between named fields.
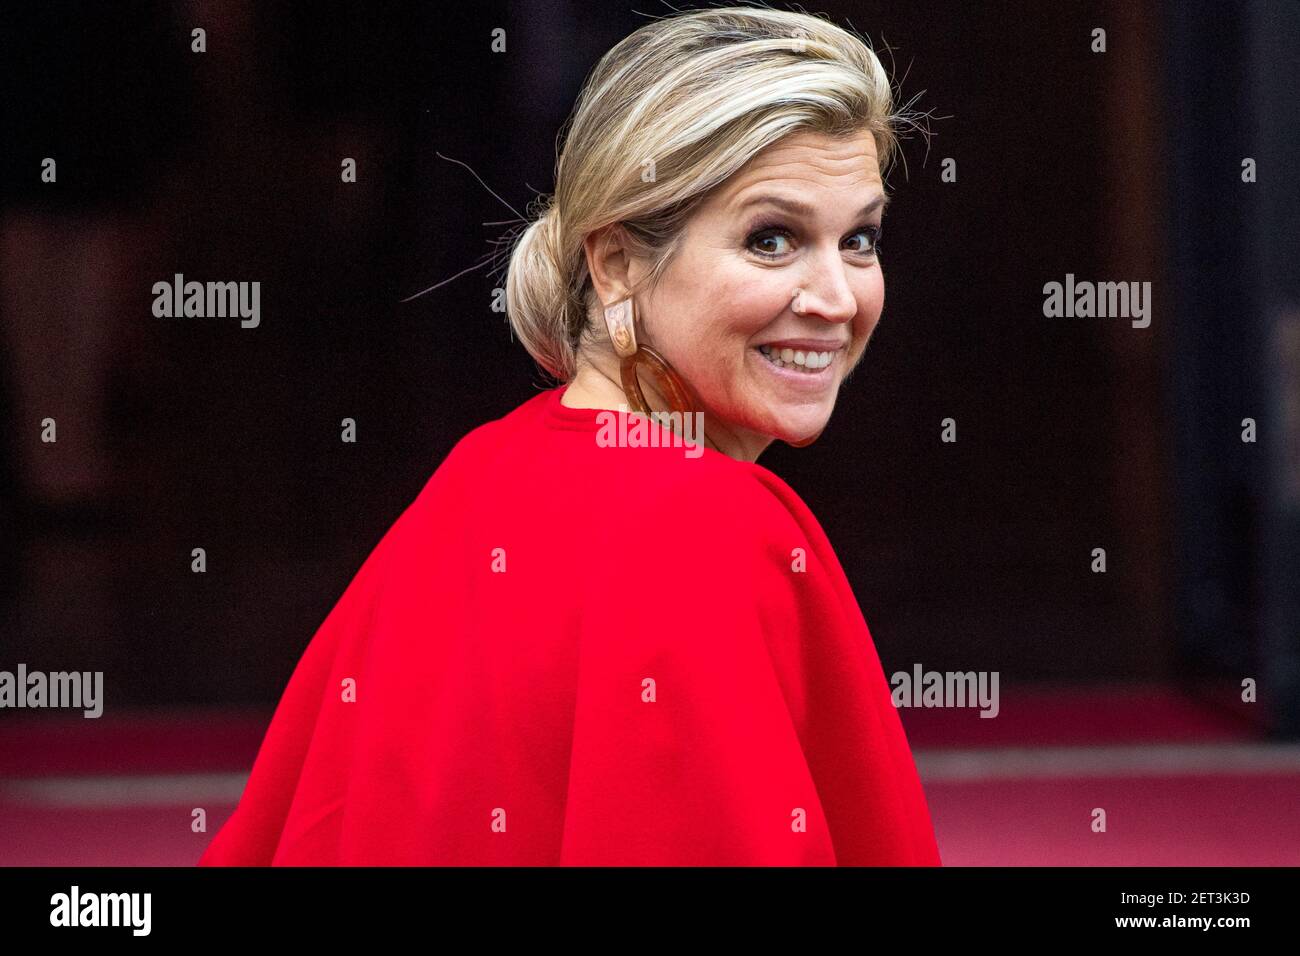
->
xmin=200 ymin=6 xmax=941 ymax=866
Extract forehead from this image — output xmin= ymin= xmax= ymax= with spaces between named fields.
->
xmin=719 ymin=129 xmax=882 ymax=206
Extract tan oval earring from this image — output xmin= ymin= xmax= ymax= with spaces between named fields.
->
xmin=601 ymin=296 xmax=700 ymax=417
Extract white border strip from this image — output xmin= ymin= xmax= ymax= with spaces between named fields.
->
xmin=914 ymin=743 xmax=1300 ymax=781
xmin=4 ymin=745 xmax=1300 ymax=806
xmin=1 ymin=773 xmax=249 ymax=807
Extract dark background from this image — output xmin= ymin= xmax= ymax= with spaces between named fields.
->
xmin=2 ymin=0 xmax=1296 ymax=732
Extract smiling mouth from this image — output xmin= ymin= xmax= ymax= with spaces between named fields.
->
xmin=756 ymin=344 xmax=836 ymax=373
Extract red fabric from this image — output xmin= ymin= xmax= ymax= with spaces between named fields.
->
xmin=198 ymin=386 xmax=941 ymax=866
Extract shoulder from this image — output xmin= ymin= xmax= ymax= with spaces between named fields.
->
xmin=598 ymin=455 xmax=825 ymax=586
xmin=401 ymin=394 xmax=546 ymax=509
xmin=641 ymin=454 xmax=819 ymax=542
xmin=572 ymin=457 xmax=851 ymax=678
xmin=438 ymin=392 xmax=547 ymax=464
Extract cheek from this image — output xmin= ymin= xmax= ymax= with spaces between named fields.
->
xmin=711 ymin=273 xmax=797 ymax=339
xmin=855 ymin=270 xmax=885 ymax=335
xmin=676 ymin=274 xmax=774 ymax=355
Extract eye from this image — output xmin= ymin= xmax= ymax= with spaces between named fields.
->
xmin=747 ymin=226 xmax=792 ymax=258
xmin=745 ymin=221 xmax=883 ymax=260
xmin=846 ymin=224 xmax=882 ymax=255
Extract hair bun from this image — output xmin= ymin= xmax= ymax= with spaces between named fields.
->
xmin=503 ymin=205 xmax=579 ymax=380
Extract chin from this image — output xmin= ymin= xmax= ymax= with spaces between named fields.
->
xmin=765 ymin=407 xmax=832 ymax=444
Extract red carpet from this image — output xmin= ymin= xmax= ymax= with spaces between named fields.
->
xmin=2 ymin=686 xmax=1295 ymax=866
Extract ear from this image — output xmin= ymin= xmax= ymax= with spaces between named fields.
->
xmin=583 ymin=224 xmax=634 ymax=306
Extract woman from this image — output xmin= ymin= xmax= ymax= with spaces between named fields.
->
xmin=199 ymin=6 xmax=941 ymax=866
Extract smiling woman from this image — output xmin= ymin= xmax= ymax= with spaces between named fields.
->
xmin=512 ymin=12 xmax=914 ymax=460
xmin=198 ymin=5 xmax=940 ymax=867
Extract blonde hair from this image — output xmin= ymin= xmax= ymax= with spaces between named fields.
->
xmin=503 ymin=5 xmax=923 ymax=382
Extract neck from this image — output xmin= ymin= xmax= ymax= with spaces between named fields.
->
xmin=560 ymin=354 xmax=771 ymax=463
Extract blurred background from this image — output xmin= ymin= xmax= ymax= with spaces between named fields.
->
xmin=1 ymin=0 xmax=1297 ymax=865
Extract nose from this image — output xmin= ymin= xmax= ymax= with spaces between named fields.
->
xmin=792 ymin=251 xmax=858 ymax=324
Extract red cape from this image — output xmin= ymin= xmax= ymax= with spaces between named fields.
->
xmin=199 ymin=387 xmax=941 ymax=865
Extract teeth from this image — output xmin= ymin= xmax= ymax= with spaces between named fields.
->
xmin=758 ymin=345 xmax=834 ymax=372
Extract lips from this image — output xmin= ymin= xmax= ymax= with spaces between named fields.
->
xmin=754 ymin=339 xmax=849 ymax=352
xmin=754 ymin=343 xmax=839 ymax=380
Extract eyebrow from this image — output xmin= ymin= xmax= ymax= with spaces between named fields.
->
xmin=734 ymin=192 xmax=890 ymax=218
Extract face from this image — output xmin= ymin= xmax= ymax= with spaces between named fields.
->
xmin=631 ymin=129 xmax=887 ymax=456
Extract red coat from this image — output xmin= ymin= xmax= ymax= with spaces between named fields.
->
xmin=198 ymin=386 xmax=942 ymax=865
